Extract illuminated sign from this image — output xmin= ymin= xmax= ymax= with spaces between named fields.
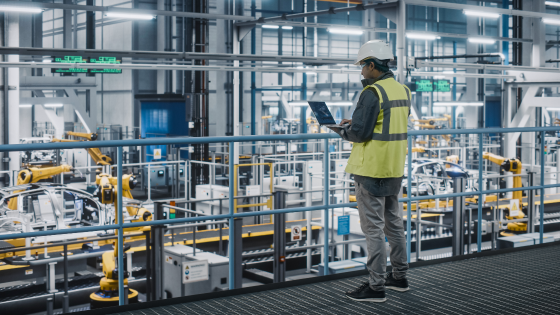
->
xmin=434 ymin=80 xmax=450 ymax=92
xmin=414 ymin=80 xmax=451 ymax=92
xmin=415 ymin=80 xmax=433 ymax=92
xmin=88 ymin=56 xmax=123 ymax=73
xmin=51 ymin=56 xmax=88 ymax=73
xmin=51 ymin=56 xmax=122 ymax=74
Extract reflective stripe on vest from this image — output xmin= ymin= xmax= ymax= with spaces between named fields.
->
xmin=361 ymin=78 xmax=411 ymax=142
xmin=345 ymin=77 xmax=411 ymax=179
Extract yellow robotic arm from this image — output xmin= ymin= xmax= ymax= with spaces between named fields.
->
xmin=52 ymin=136 xmax=112 ymax=166
xmin=8 ymin=165 xmax=72 ymax=210
xmin=90 ymin=243 xmax=138 ymax=308
xmin=482 ymin=152 xmax=525 ymax=231
xmin=407 ymin=146 xmax=426 ymax=154
xmin=66 ymin=131 xmax=98 ymax=141
xmin=96 ymin=174 xmax=152 ymax=232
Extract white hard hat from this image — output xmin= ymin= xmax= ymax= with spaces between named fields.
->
xmin=354 ymin=40 xmax=394 ymax=65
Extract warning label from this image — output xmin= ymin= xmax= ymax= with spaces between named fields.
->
xmin=182 ymin=260 xmax=209 ymax=284
xmin=291 ymin=225 xmax=302 ymax=242
xmin=509 ymin=199 xmax=520 ymax=217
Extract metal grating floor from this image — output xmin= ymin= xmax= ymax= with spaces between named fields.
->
xmin=109 ymin=244 xmax=560 ymax=315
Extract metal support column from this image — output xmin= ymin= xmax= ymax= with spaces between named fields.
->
xmin=540 ymin=131 xmax=545 ymax=242
xmin=396 ymin=0 xmax=406 ymax=83
xmin=527 ymin=172 xmax=535 ymax=233
xmin=117 ymin=146 xmax=124 ymax=305
xmin=233 ymin=217 xmax=243 ymax=289
xmin=452 ymin=177 xmax=465 ymax=256
xmin=228 ymin=142 xmax=235 ymax=289
xmin=323 ymin=139 xmax=330 ymax=274
xmin=406 ymin=136 xmax=412 ymax=262
xmin=63 ymin=244 xmax=69 ymax=313
xmin=273 ymin=190 xmax=286 ymax=283
xmin=477 ymin=134 xmax=483 ymax=252
xmin=153 ymin=201 xmax=164 ymax=300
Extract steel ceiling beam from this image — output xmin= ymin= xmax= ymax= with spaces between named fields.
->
xmin=405 ymin=0 xmax=560 ymax=21
xmin=235 ymin=1 xmax=397 ymax=26
xmin=0 ymin=0 xmax=253 ymax=21
xmin=0 ymin=47 xmax=354 ymax=64
xmin=0 ymin=61 xmax=361 ymax=74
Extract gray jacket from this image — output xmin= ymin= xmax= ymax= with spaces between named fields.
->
xmin=337 ymin=71 xmax=403 ymax=197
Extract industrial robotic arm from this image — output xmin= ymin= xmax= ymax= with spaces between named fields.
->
xmin=52 ymin=132 xmax=113 ymax=165
xmin=95 ymin=174 xmax=152 ymax=230
xmin=8 ymin=165 xmax=73 ymax=210
xmin=482 ymin=152 xmax=526 ymax=231
xmin=89 ymin=243 xmax=138 ymax=308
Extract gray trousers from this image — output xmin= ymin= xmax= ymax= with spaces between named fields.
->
xmin=355 ymin=182 xmax=409 ymax=291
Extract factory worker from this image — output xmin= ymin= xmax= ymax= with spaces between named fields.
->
xmin=329 ymin=40 xmax=411 ymax=303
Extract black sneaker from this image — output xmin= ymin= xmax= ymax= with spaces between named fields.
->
xmin=384 ymin=272 xmax=409 ymax=292
xmin=345 ymin=282 xmax=386 ymax=302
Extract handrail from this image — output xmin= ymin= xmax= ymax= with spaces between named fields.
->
xmin=0 ymin=125 xmax=558 ymax=304
xmin=1 ymin=126 xmax=560 ymax=152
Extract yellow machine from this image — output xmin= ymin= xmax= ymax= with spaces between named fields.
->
xmin=446 ymin=155 xmax=460 ymax=164
xmin=90 ymin=174 xmax=150 ymax=307
xmin=482 ymin=152 xmax=526 ymax=231
xmin=95 ymin=173 xmax=152 ymax=231
xmin=89 ymin=243 xmax=138 ymax=308
xmin=407 ymin=146 xmax=426 ymax=154
xmin=8 ymin=165 xmax=72 ymax=210
xmin=52 ymin=132 xmax=112 ymax=165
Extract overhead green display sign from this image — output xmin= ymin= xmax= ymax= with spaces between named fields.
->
xmin=415 ymin=80 xmax=433 ymax=92
xmin=434 ymin=80 xmax=450 ymax=92
xmin=89 ymin=56 xmax=123 ymax=73
xmin=51 ymin=56 xmax=88 ymax=73
xmin=51 ymin=56 xmax=122 ymax=74
xmin=414 ymin=80 xmax=451 ymax=92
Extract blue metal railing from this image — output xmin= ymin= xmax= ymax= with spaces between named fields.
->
xmin=0 ymin=126 xmax=559 ymax=306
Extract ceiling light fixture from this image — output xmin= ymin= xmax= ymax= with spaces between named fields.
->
xmin=262 ymin=25 xmax=279 ymax=29
xmin=0 ymin=6 xmax=43 ymax=13
xmin=287 ymin=101 xmax=308 ymax=106
xmin=406 ymin=33 xmax=439 ymax=40
xmin=468 ymin=37 xmax=496 ymax=44
xmin=19 ymin=104 xmax=33 ymax=108
xmin=328 ymin=28 xmax=363 ymax=35
xmin=545 ymin=1 xmax=560 ymax=7
xmin=105 ymin=12 xmax=155 ymax=20
xmin=325 ymin=102 xmax=353 ymax=106
xmin=543 ymin=18 xmax=560 ymax=25
xmin=282 ymin=26 xmax=293 ymax=30
xmin=463 ymin=10 xmax=500 ymax=19
xmin=433 ymin=102 xmax=483 ymax=107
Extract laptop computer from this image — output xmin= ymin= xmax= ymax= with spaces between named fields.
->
xmin=308 ymin=102 xmax=346 ymax=128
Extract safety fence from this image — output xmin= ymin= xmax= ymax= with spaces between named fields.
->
xmin=0 ymin=126 xmax=558 ymax=307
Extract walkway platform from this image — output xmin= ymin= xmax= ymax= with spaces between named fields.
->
xmin=79 ymin=242 xmax=560 ymax=315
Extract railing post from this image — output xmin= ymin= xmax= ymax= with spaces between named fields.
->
xmin=407 ymin=135 xmax=412 ymax=262
xmin=323 ymin=138 xmax=330 ymax=275
xmin=273 ymin=190 xmax=286 ymax=283
xmin=477 ymin=134 xmax=483 ymax=252
xmin=63 ymin=244 xmax=69 ymax=313
xmin=452 ymin=177 xmax=465 ymax=256
xmin=228 ymin=142 xmax=235 ymax=290
xmin=527 ymin=172 xmax=535 ymax=233
xmin=540 ymin=131 xmax=545 ymax=243
xmin=117 ymin=146 xmax=124 ymax=305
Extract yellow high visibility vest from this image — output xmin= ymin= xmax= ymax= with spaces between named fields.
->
xmin=345 ymin=77 xmax=411 ymax=178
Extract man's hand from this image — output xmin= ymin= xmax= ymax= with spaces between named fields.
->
xmin=340 ymin=119 xmax=352 ymax=126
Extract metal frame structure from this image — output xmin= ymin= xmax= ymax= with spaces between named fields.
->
xmin=0 ymin=126 xmax=557 ymax=306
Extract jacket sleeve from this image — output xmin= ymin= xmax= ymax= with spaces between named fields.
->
xmin=338 ymin=89 xmax=380 ymax=143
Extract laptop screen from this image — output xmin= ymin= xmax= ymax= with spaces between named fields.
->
xmin=308 ymin=102 xmax=336 ymax=125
